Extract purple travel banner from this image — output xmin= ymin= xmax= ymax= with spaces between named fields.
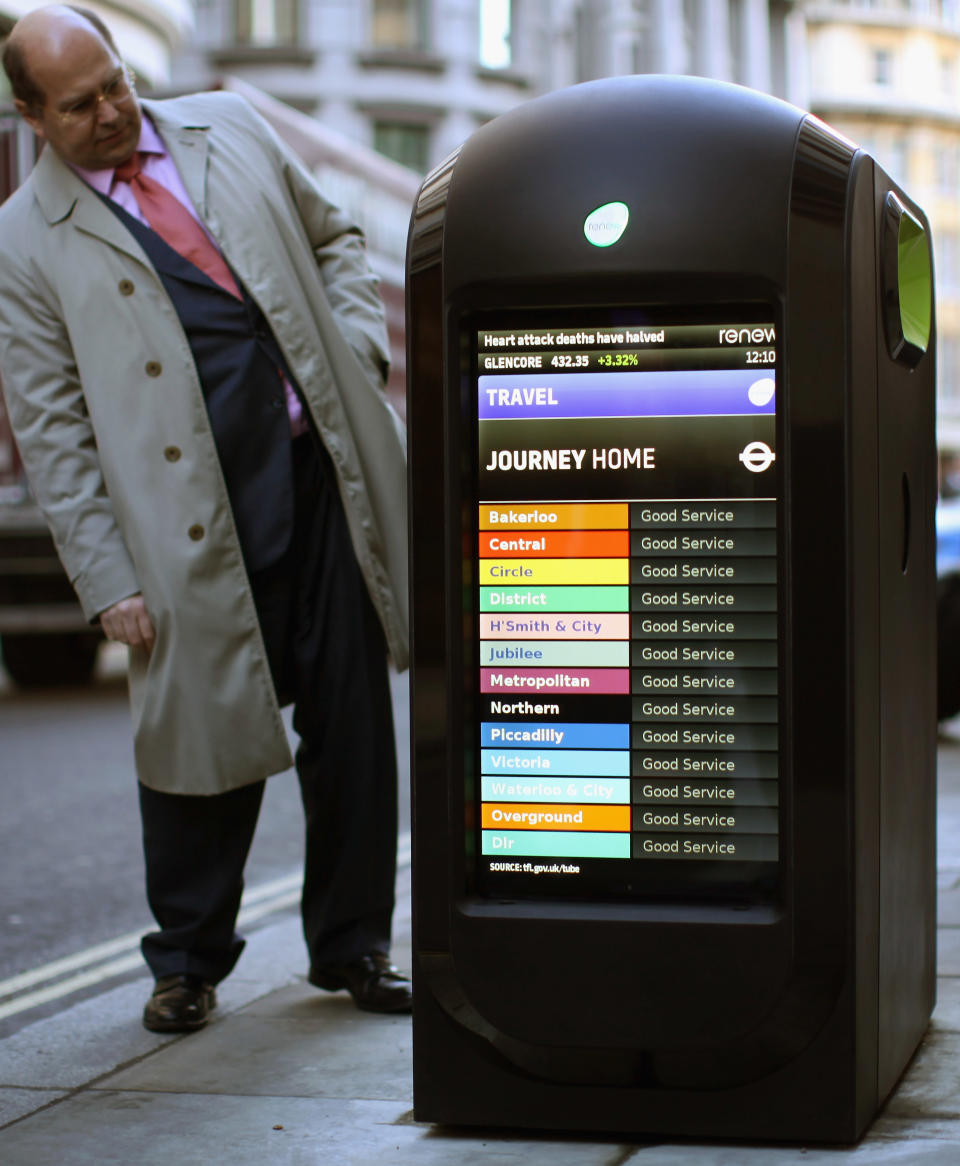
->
xmin=478 ymin=369 xmax=776 ymax=421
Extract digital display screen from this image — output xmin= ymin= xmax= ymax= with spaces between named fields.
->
xmin=471 ymin=309 xmax=781 ymax=902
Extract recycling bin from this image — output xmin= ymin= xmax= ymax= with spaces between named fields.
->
xmin=405 ymin=74 xmax=936 ymax=1143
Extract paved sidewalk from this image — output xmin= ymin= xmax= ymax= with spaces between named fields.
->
xmin=1 ymin=743 xmax=959 ymax=1165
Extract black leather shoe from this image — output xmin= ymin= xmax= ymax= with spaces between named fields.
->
xmin=143 ymin=974 xmax=217 ymax=1033
xmin=309 ymin=952 xmax=412 ymax=1014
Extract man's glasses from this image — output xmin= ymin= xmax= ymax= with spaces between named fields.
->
xmin=54 ymin=65 xmax=136 ymax=128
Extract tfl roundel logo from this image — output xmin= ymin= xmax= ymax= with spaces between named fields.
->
xmin=583 ymin=202 xmax=630 ymax=248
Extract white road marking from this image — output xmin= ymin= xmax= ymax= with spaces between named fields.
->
xmin=0 ymin=953 xmax=145 ymax=1022
xmin=0 ymin=831 xmax=411 ymax=1022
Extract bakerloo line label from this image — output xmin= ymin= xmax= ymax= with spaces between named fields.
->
xmin=485 ymin=508 xmax=562 ymax=524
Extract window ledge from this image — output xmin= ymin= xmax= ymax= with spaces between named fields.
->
xmin=208 ymin=45 xmax=316 ymax=67
xmin=356 ymin=50 xmax=446 ymax=73
xmin=475 ymin=65 xmax=533 ymax=88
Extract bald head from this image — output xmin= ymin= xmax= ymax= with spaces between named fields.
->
xmin=3 ymin=5 xmax=141 ymax=171
xmin=3 ymin=6 xmax=120 ymax=109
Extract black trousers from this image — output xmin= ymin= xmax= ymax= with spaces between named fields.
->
xmin=139 ymin=434 xmax=399 ymax=982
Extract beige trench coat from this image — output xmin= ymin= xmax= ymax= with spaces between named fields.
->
xmin=0 ymin=92 xmax=408 ymax=795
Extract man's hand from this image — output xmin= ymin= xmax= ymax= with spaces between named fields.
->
xmin=99 ymin=594 xmax=155 ymax=652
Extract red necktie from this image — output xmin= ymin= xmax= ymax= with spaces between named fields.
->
xmin=113 ymin=153 xmax=240 ymax=299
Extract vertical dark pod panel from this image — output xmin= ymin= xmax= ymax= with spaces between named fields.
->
xmin=874 ymin=182 xmax=937 ymax=1100
xmin=406 ymin=76 xmax=936 ymax=1144
xmin=405 ymin=152 xmax=457 ymax=982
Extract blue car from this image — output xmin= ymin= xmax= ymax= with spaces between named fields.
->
xmin=937 ymin=497 xmax=960 ymax=576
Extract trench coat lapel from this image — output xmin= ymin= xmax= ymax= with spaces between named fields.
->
xmin=141 ymin=101 xmax=252 ymax=290
xmin=32 ymin=102 xmax=224 ymax=293
xmin=30 ymin=145 xmax=152 ymax=271
xmin=142 ymin=99 xmax=212 ymax=223
xmin=141 ymin=101 xmax=279 ymax=317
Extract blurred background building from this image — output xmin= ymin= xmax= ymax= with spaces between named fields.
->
xmin=169 ymin=1 xmax=807 ymax=170
xmin=3 ymin=0 xmax=960 ymax=439
xmin=800 ymin=1 xmax=960 ymax=461
xmin=0 ymin=0 xmax=191 ymax=84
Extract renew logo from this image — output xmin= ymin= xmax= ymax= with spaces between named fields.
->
xmin=583 ymin=202 xmax=630 ymax=248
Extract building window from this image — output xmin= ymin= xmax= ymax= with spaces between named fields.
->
xmin=887 ymin=135 xmax=908 ymax=182
xmin=872 ymin=48 xmax=893 ymax=87
xmin=939 ymin=337 xmax=960 ymax=417
xmin=729 ymin=0 xmax=744 ymax=83
xmin=234 ymin=0 xmax=298 ymax=45
xmin=943 ymin=55 xmax=956 ymax=97
xmin=479 ymin=0 xmax=512 ymax=69
xmin=937 ymin=231 xmax=959 ymax=294
xmin=936 ymin=143 xmax=960 ymax=192
xmin=372 ymin=0 xmax=428 ymax=52
xmin=374 ymin=121 xmax=430 ymax=172
xmin=575 ymin=2 xmax=601 ymax=82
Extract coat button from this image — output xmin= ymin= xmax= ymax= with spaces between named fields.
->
xmin=145 ymin=361 xmax=162 ymax=377
xmin=164 ymin=446 xmax=181 ymax=462
xmin=188 ymin=524 xmax=205 ymax=541
xmin=118 ymin=279 xmax=135 ymax=296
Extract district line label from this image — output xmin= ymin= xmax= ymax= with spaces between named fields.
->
xmin=481 ymin=587 xmax=629 ymax=612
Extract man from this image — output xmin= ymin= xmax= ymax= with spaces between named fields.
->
xmin=0 ymin=6 xmax=411 ymax=1030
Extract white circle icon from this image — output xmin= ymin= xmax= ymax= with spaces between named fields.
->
xmin=739 ymin=441 xmax=776 ymax=473
xmin=583 ymin=202 xmax=630 ymax=248
xmin=748 ymin=378 xmax=775 ymax=407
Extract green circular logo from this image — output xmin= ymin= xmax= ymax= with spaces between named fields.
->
xmin=584 ymin=202 xmax=630 ymax=248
